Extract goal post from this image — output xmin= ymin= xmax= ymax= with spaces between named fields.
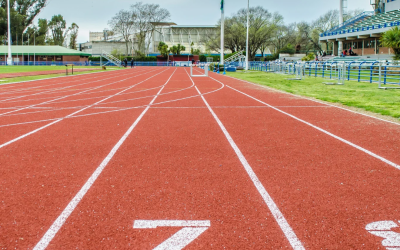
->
xmin=190 ymin=64 xmax=209 ymax=77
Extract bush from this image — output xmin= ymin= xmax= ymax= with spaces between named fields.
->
xmin=264 ymin=53 xmax=279 ymax=61
xmin=279 ymin=44 xmax=296 ymax=54
xmin=301 ymin=53 xmax=315 ymax=61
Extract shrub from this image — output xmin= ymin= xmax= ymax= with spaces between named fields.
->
xmin=301 ymin=53 xmax=315 ymax=61
xmin=264 ymin=53 xmax=279 ymax=61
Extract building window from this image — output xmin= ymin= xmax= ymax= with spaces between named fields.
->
xmin=365 ymin=40 xmax=375 ymax=48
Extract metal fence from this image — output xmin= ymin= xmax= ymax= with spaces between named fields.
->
xmin=249 ymin=61 xmax=400 ymax=88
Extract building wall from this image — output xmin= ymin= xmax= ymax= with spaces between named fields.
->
xmin=152 ymin=26 xmax=217 ymax=54
xmin=386 ymin=0 xmax=400 ymax=12
xmin=342 ymin=38 xmax=392 ymax=56
xmin=80 ymin=41 xmax=130 ymax=56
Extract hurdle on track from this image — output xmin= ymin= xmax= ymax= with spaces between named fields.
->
xmin=190 ymin=64 xmax=209 ymax=77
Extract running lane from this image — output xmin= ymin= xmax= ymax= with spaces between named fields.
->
xmin=193 ymin=71 xmax=400 ymax=249
xmin=37 ymin=68 xmax=296 ymax=249
xmin=0 ymin=68 xmax=175 ymax=249
xmin=215 ymin=73 xmax=400 ymax=166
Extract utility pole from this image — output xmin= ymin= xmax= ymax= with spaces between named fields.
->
xmin=7 ymin=0 xmax=13 ymax=66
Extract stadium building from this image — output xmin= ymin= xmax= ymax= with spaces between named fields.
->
xmin=80 ymin=23 xmax=217 ymax=57
xmin=319 ymin=0 xmax=400 ymax=59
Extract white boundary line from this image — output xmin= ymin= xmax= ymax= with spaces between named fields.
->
xmin=185 ymin=69 xmax=305 ymax=250
xmin=0 ymin=68 xmax=170 ymax=149
xmin=33 ymin=69 xmax=177 ymax=250
xmin=0 ymin=67 xmax=156 ymax=103
xmin=222 ymin=74 xmax=400 ymax=126
xmin=0 ymin=68 xmax=136 ymax=97
xmin=226 ymin=85 xmax=400 ymax=171
xmin=0 ymin=68 xmax=166 ymax=117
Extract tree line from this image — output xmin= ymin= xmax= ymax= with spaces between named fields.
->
xmin=0 ymin=0 xmax=79 ymax=49
xmin=205 ymin=6 xmax=364 ymax=61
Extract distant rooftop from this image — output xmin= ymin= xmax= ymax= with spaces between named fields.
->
xmin=0 ymin=46 xmax=91 ymax=56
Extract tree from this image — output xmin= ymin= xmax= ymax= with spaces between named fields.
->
xmin=170 ymin=44 xmax=185 ymax=55
xmin=108 ymin=10 xmax=136 ymax=55
xmin=380 ymin=27 xmax=400 ymax=60
xmin=48 ymin=14 xmax=69 ymax=46
xmin=0 ymin=0 xmax=48 ymax=45
xmin=205 ymin=6 xmax=281 ymax=60
xmin=68 ymin=23 xmax=79 ymax=49
xmin=130 ymin=2 xmax=170 ymax=54
xmin=158 ymin=41 xmax=169 ymax=57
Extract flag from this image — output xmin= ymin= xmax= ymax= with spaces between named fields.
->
xmin=220 ymin=0 xmax=224 ymax=11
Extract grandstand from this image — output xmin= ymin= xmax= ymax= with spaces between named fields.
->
xmin=319 ymin=0 xmax=400 ymax=58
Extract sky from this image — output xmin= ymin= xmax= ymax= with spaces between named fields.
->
xmin=36 ymin=0 xmax=374 ymax=43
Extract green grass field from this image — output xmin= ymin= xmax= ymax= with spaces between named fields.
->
xmin=0 ymin=66 xmax=101 ymax=74
xmin=227 ymin=71 xmax=400 ymax=120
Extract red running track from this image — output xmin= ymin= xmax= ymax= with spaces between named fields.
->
xmin=0 ymin=67 xmax=400 ymax=249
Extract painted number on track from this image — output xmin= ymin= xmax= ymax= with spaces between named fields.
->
xmin=133 ymin=220 xmax=210 ymax=250
xmin=366 ymin=220 xmax=400 ymax=249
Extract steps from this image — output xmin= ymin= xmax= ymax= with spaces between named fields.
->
xmin=101 ymin=51 xmax=122 ymax=67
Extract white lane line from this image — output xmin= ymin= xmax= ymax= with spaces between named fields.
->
xmin=33 ymin=69 xmax=176 ymax=250
xmin=0 ymin=68 xmax=166 ymax=117
xmin=0 ymin=77 xmax=224 ymax=129
xmin=186 ymin=72 xmax=305 ymax=250
xmin=223 ymin=74 xmax=400 ymax=126
xmin=0 ymin=67 xmax=148 ymax=98
xmin=227 ymin=85 xmax=400 ymax=171
xmin=0 ymin=67 xmax=154 ymax=104
xmin=0 ymin=68 xmax=161 ymax=114
xmin=0 ymin=68 xmax=170 ymax=149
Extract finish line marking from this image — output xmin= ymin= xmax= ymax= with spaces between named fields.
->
xmin=134 ymin=220 xmax=210 ymax=250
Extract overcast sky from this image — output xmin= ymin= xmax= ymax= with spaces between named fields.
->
xmin=36 ymin=0 xmax=374 ymax=43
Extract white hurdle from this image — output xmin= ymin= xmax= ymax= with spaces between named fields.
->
xmin=190 ymin=64 xmax=209 ymax=77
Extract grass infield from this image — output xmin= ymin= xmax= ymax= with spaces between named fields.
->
xmin=227 ymin=71 xmax=400 ymax=120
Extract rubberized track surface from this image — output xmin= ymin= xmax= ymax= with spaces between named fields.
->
xmin=1 ymin=67 xmax=400 ymax=249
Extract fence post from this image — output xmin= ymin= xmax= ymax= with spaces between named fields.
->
xmin=379 ymin=61 xmax=382 ymax=88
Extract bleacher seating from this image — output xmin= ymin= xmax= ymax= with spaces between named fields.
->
xmin=320 ymin=10 xmax=400 ymax=37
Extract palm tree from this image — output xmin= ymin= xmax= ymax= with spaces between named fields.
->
xmin=380 ymin=27 xmax=400 ymax=60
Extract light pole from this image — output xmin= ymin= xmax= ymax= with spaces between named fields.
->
xmin=220 ymin=0 xmax=225 ymax=66
xmin=7 ymin=0 xmax=13 ymax=66
xmin=22 ymin=26 xmax=30 ymax=65
xmin=245 ymin=0 xmax=249 ymax=70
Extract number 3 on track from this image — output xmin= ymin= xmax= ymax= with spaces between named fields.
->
xmin=133 ymin=220 xmax=210 ymax=250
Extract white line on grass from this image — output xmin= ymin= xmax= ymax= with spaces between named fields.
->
xmin=33 ymin=68 xmax=177 ymax=250
xmin=226 ymin=85 xmax=400 ymax=171
xmin=186 ymin=70 xmax=305 ymax=250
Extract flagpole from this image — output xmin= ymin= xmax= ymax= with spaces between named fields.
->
xmin=245 ymin=0 xmax=249 ymax=70
xmin=7 ymin=0 xmax=13 ymax=66
xmin=220 ymin=0 xmax=224 ymax=65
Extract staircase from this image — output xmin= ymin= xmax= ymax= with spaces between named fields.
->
xmin=101 ymin=51 xmax=122 ymax=67
xmin=225 ymin=51 xmax=246 ymax=64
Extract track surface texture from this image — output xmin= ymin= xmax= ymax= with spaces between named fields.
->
xmin=1 ymin=67 xmax=399 ymax=249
